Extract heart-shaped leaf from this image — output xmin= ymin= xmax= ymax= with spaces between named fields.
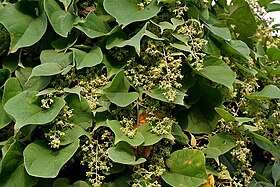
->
xmin=103 ymin=0 xmax=161 ymax=27
xmin=4 ymin=91 xmax=65 ymax=130
xmin=108 ymin=142 xmax=146 ymax=165
xmin=29 ymin=63 xmax=64 ymax=79
xmin=162 ymin=149 xmax=208 ymax=187
xmin=23 ymin=140 xmax=79 ymax=178
xmin=40 ymin=50 xmax=73 ymax=68
xmin=2 ymin=77 xmax=22 ymax=104
xmin=0 ymin=4 xmax=47 ymax=53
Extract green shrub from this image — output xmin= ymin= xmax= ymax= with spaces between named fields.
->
xmin=0 ymin=0 xmax=280 ymax=186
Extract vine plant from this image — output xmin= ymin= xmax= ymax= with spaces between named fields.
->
xmin=0 ymin=0 xmax=280 ymax=186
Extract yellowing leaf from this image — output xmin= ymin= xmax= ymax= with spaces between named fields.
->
xmin=190 ymin=133 xmax=197 ymax=147
xmin=199 ymin=175 xmax=215 ymax=187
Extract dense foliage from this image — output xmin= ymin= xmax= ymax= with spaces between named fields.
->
xmin=0 ymin=0 xmax=280 ymax=186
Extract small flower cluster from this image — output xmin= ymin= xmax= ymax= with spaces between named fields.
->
xmin=176 ymin=19 xmax=208 ymax=70
xmin=125 ymin=40 xmax=183 ymax=102
xmin=45 ymin=105 xmax=74 ymax=149
xmin=137 ymin=0 xmax=152 ymax=11
xmin=81 ymin=129 xmax=114 ymax=187
xmin=52 ymin=67 xmax=109 ymax=111
xmin=45 ymin=130 xmax=65 ymax=149
xmin=131 ymin=140 xmax=172 ymax=187
xmin=41 ymin=97 xmax=54 ymax=109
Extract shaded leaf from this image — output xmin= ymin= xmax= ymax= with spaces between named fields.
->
xmin=0 ymin=4 xmax=47 ymax=53
xmin=215 ymin=108 xmax=236 ymax=122
xmin=53 ymin=178 xmax=90 ymax=187
xmin=51 ymin=31 xmax=79 ymax=52
xmin=23 ymin=140 xmax=79 ymax=178
xmin=266 ymin=3 xmax=280 ymax=12
xmin=0 ymin=68 xmax=10 ymax=88
xmin=108 ymin=142 xmax=146 ymax=165
xmin=162 ymin=149 xmax=208 ymax=187
xmin=4 ymin=91 xmax=65 ymax=130
xmin=0 ymin=99 xmax=12 ymax=129
xmin=107 ymin=120 xmax=144 ymax=146
xmin=103 ymin=0 xmax=161 ymax=27
xmin=65 ymin=94 xmax=93 ymax=129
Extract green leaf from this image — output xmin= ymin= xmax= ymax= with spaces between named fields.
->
xmin=170 ymin=43 xmax=192 ymax=53
xmin=2 ymin=52 xmax=20 ymax=73
xmin=151 ymin=18 xmax=184 ymax=34
xmin=44 ymin=0 xmax=75 ymax=37
xmin=144 ymin=88 xmax=186 ymax=106
xmin=106 ymin=23 xmax=163 ymax=55
xmin=0 ymin=138 xmax=24 ymax=180
xmin=108 ymin=142 xmax=146 ymax=165
xmin=138 ymin=123 xmax=174 ymax=146
xmin=247 ymin=85 xmax=280 ymax=100
xmin=205 ymin=24 xmax=231 ymax=41
xmin=0 ymin=4 xmax=47 ymax=53
xmin=203 ymin=133 xmax=236 ymax=163
xmin=107 ymin=120 xmax=145 ymax=146
xmin=272 ymin=162 xmax=280 ymax=185
xmin=178 ymin=83 xmax=222 ymax=134
xmin=40 ymin=50 xmax=73 ymax=68
xmin=162 ymin=149 xmax=208 ymax=187
xmin=226 ymin=40 xmax=250 ymax=59
xmin=102 ymin=54 xmax=127 ymax=78
xmin=64 ymin=87 xmax=82 ymax=99
xmin=59 ymin=0 xmax=72 ymax=11
xmin=0 ymin=68 xmax=10 ymax=88
xmin=251 ymin=132 xmax=280 ymax=160
xmin=53 ymin=178 xmax=90 ymax=187
xmin=103 ymin=0 xmax=161 ymax=27
xmin=259 ymin=0 xmax=274 ymax=6
xmin=228 ymin=1 xmax=257 ymax=45
xmin=23 ymin=140 xmax=79 ymax=178
xmin=104 ymin=92 xmax=139 ymax=107
xmin=199 ymin=64 xmax=236 ymax=89
xmin=215 ymin=108 xmax=236 ymax=122
xmin=2 ymin=77 xmax=22 ymax=104
xmin=60 ymin=125 xmax=89 ymax=146
xmin=73 ymin=46 xmax=103 ymax=69
xmin=51 ymin=31 xmax=79 ymax=52
xmin=202 ymin=37 xmax=220 ymax=57
xmin=103 ymin=71 xmax=131 ymax=93
xmin=74 ymin=12 xmax=112 ymax=38
xmin=65 ymin=94 xmax=93 ymax=129
xmin=4 ymin=91 xmax=65 ymax=131
xmin=267 ymin=47 xmax=280 ymax=61
xmin=0 ymin=98 xmax=11 ymax=129
xmin=266 ymin=3 xmax=280 ymax=12
xmin=172 ymin=124 xmax=189 ymax=145
xmin=29 ymin=63 xmax=63 ymax=78
xmin=15 ymin=67 xmax=51 ymax=91
xmin=1 ymin=164 xmax=38 ymax=187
